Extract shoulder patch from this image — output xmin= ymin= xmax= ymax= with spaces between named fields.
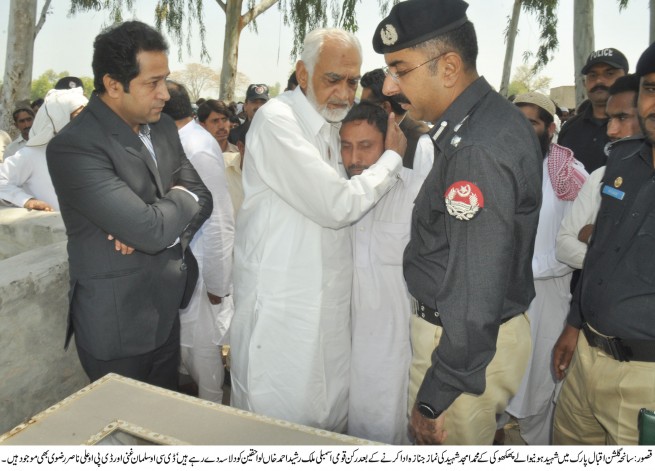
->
xmin=444 ymin=181 xmax=484 ymax=221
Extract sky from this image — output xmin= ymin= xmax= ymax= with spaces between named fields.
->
xmin=0 ymin=0 xmax=651 ymax=99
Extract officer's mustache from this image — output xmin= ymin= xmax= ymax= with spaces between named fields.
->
xmin=590 ymin=85 xmax=609 ymax=93
xmin=393 ymin=94 xmax=410 ymax=105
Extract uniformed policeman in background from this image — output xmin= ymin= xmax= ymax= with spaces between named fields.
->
xmin=373 ymin=0 xmax=543 ymax=445
xmin=553 ymin=41 xmax=655 ymax=445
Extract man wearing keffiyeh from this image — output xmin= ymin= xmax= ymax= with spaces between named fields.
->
xmin=496 ymin=92 xmax=588 ymax=445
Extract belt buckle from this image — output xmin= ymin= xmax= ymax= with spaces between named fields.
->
xmin=607 ymin=337 xmax=629 ymax=362
xmin=584 ymin=324 xmax=629 ymax=362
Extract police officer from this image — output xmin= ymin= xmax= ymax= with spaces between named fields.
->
xmin=373 ymin=0 xmax=542 ymax=445
xmin=558 ymin=48 xmax=629 ymax=173
xmin=553 ymin=42 xmax=655 ymax=445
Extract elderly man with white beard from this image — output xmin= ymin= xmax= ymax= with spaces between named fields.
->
xmin=229 ymin=27 xmax=406 ymax=432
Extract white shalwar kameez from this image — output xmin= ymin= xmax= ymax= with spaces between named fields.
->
xmin=348 ymin=136 xmax=433 ymax=444
xmin=230 ymin=87 xmax=402 ymax=432
xmin=505 ymin=157 xmax=586 ymax=444
xmin=178 ymin=120 xmax=234 ymax=403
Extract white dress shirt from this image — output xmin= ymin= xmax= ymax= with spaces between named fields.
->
xmin=349 ymin=143 xmax=433 ymax=444
xmin=178 ymin=120 xmax=234 ymax=344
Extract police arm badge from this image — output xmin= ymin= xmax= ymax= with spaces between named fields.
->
xmin=444 ymin=181 xmax=484 ymax=221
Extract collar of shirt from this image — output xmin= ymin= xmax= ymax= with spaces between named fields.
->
xmin=581 ymin=103 xmax=608 ymax=126
xmin=429 ymin=76 xmax=492 ymax=152
xmin=289 ymin=86 xmax=341 ymax=142
xmin=138 ymin=123 xmax=157 ymax=164
xmin=224 ymin=151 xmax=242 ymax=173
xmin=636 ymin=140 xmax=653 ymax=168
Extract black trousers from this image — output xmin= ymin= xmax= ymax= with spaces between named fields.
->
xmin=75 ymin=317 xmax=180 ymax=391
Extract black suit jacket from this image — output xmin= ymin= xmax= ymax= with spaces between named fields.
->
xmin=46 ymin=94 xmax=212 ymax=361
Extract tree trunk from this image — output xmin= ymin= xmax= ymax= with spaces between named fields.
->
xmin=1 ymin=0 xmax=38 ymax=134
xmin=220 ymin=0 xmax=244 ymax=102
xmin=650 ymin=0 xmax=655 ymax=43
xmin=573 ymin=0 xmax=594 ymax=109
xmin=500 ymin=0 xmax=522 ymax=97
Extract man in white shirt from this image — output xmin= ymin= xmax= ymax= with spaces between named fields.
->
xmin=0 ymin=88 xmax=87 ymax=211
xmin=163 ymin=81 xmax=234 ymax=402
xmin=198 ymin=100 xmax=238 ymax=154
xmin=553 ymin=74 xmax=641 ymax=384
xmin=500 ymin=92 xmax=587 ymax=445
xmin=344 ymin=102 xmax=432 ymax=444
xmin=3 ymin=108 xmax=34 ymax=159
xmin=230 ymin=28 xmax=406 ymax=432
xmin=556 ymin=74 xmax=642 ymax=270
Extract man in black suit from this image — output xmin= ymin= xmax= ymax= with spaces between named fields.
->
xmin=46 ymin=21 xmax=212 ymax=390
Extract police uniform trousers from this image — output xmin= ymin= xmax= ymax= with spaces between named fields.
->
xmin=409 ymin=313 xmax=531 ymax=445
xmin=553 ymin=328 xmax=655 ymax=445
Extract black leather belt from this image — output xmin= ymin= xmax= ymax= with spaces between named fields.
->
xmin=411 ymin=297 xmax=442 ymax=327
xmin=582 ymin=323 xmax=655 ymax=362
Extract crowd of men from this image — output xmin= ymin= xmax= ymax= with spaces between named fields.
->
xmin=1 ymin=0 xmax=655 ymax=446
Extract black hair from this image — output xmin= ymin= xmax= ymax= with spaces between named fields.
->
xmin=360 ymin=68 xmax=405 ymax=115
xmin=163 ymin=80 xmax=193 ymax=120
xmin=286 ymin=71 xmax=298 ymax=91
xmin=233 ymin=120 xmax=251 ymax=146
xmin=13 ymin=107 xmax=35 ymax=122
xmin=412 ymin=21 xmax=478 ymax=73
xmin=342 ymin=101 xmax=388 ymax=137
xmin=609 ymin=74 xmax=640 ymax=107
xmin=197 ymin=99 xmax=234 ymax=123
xmin=92 ymin=21 xmax=169 ymax=94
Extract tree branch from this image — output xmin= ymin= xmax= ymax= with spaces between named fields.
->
xmin=214 ymin=0 xmax=227 ymax=13
xmin=242 ymin=0 xmax=278 ymax=27
xmin=34 ymin=0 xmax=53 ymax=38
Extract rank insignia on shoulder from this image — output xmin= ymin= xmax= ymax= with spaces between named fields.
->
xmin=445 ymin=181 xmax=484 ymax=221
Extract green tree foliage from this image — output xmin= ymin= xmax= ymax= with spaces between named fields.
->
xmin=500 ymin=0 xmax=558 ymax=97
xmin=68 ymin=0 xmax=396 ymax=100
xmin=520 ymin=0 xmax=559 ymax=72
xmin=268 ymin=81 xmax=281 ymax=98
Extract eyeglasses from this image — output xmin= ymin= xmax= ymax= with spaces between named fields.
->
xmin=383 ymin=52 xmax=449 ymax=83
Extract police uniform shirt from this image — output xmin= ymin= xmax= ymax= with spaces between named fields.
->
xmin=568 ymin=138 xmax=655 ymax=340
xmin=404 ymin=77 xmax=543 ymax=412
xmin=558 ymin=105 xmax=609 ymax=174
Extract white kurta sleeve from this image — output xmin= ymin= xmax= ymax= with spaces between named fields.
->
xmin=556 ymin=167 xmax=605 ymax=269
xmin=245 ymin=104 xmax=402 ymax=230
xmin=0 ymin=150 xmax=35 ymax=208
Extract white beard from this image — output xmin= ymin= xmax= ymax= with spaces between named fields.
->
xmin=306 ymin=81 xmax=351 ymax=123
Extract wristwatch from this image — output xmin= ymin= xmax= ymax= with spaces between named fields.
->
xmin=417 ymin=402 xmax=443 ymax=420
